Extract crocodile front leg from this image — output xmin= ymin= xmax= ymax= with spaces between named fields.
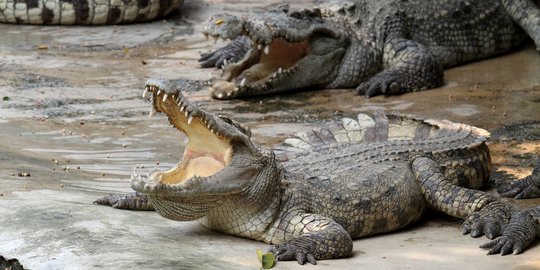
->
xmin=498 ymin=159 xmax=540 ymax=199
xmin=94 ymin=192 xmax=155 ymax=211
xmin=270 ymin=212 xmax=353 ymax=265
xmin=199 ymin=36 xmax=252 ymax=68
xmin=356 ymin=38 xmax=444 ymax=98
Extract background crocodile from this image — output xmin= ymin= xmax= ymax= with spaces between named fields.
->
xmin=199 ymin=0 xmax=540 ymax=99
xmin=96 ymin=79 xmax=540 ymax=265
xmin=0 ymin=0 xmax=183 ymax=24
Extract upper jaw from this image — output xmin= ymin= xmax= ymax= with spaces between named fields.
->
xmin=132 ymin=79 xmax=253 ymax=194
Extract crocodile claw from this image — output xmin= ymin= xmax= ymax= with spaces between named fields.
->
xmin=498 ymin=159 xmax=540 ymax=199
xmin=481 ymin=236 xmax=524 ymax=255
xmin=94 ymin=192 xmax=154 ymax=211
xmin=199 ymin=36 xmax=251 ymax=68
xmin=462 ymin=201 xmax=512 ymax=239
xmin=480 ymin=210 xmax=536 ymax=256
xmin=272 ymin=241 xmax=317 ymax=265
xmin=355 ymin=72 xmax=404 ymax=98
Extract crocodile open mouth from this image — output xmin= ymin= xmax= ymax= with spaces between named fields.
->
xmin=210 ymin=36 xmax=310 ymax=98
xmin=133 ymin=79 xmax=233 ymax=188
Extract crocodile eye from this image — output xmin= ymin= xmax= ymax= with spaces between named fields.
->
xmin=218 ymin=115 xmax=252 ymax=137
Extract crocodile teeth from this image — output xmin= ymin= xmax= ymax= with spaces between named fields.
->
xmin=163 ymin=93 xmax=168 ymax=102
xmin=180 ymin=106 xmax=186 ymax=112
xmin=240 ymin=78 xmax=246 ymax=87
xmin=149 ymin=109 xmax=155 ymax=117
xmin=264 ymin=45 xmax=270 ymax=55
xmin=143 ymin=88 xmax=148 ymax=98
xmin=278 ymin=67 xmax=283 ymax=73
xmin=257 ymin=44 xmax=262 ymax=50
xmin=223 ymin=59 xmax=228 ymax=66
xmin=272 ymin=72 xmax=277 ymax=78
xmin=187 ymin=115 xmax=193 ymax=125
xmin=157 ymin=89 xmax=162 ymax=96
xmin=184 ymin=111 xmax=189 ymax=118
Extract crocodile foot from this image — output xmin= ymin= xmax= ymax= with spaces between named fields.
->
xmin=356 ymin=71 xmax=405 ymax=98
xmin=462 ymin=201 xmax=513 ymax=239
xmin=480 ymin=210 xmax=537 ymax=255
xmin=94 ymin=192 xmax=154 ymax=211
xmin=271 ymin=237 xmax=317 ymax=265
xmin=498 ymin=159 xmax=540 ymax=199
xmin=199 ymin=36 xmax=251 ymax=68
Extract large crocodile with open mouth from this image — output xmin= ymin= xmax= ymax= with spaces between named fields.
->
xmin=95 ymin=79 xmax=540 ymax=265
xmin=199 ymin=0 xmax=540 ymax=99
xmin=0 ymin=0 xmax=182 ymax=24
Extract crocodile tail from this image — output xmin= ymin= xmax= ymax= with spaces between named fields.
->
xmin=0 ymin=0 xmax=182 ymax=25
xmin=274 ymin=112 xmax=490 ymax=160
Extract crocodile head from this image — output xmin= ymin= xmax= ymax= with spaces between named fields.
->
xmin=202 ymin=7 xmax=350 ymax=99
xmin=131 ymin=79 xmax=273 ymax=221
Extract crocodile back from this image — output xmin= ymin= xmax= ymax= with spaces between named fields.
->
xmin=277 ymin=113 xmax=491 ymax=189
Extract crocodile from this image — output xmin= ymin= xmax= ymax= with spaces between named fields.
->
xmin=95 ymin=79 xmax=540 ymax=265
xmin=198 ymin=0 xmax=540 ymax=99
xmin=0 ymin=0 xmax=182 ymax=24
xmin=0 ymin=256 xmax=24 ymax=270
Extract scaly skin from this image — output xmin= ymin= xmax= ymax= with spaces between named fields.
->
xmin=199 ymin=0 xmax=540 ymax=99
xmin=0 ymin=0 xmax=183 ymax=25
xmin=96 ymin=79 xmax=540 ymax=265
xmin=0 ymin=256 xmax=24 ymax=270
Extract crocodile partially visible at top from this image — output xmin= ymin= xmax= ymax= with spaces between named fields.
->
xmin=0 ymin=0 xmax=183 ymax=24
xmin=95 ymin=79 xmax=540 ymax=265
xmin=199 ymin=0 xmax=540 ymax=99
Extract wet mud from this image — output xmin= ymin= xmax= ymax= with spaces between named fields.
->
xmin=0 ymin=0 xmax=539 ymax=269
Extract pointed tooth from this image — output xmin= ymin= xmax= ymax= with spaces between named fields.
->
xmin=257 ymin=44 xmax=262 ymax=50
xmin=278 ymin=67 xmax=283 ymax=73
xmin=240 ymin=78 xmax=246 ymax=87
xmin=184 ymin=111 xmax=189 ymax=118
xmin=143 ymin=88 xmax=148 ymax=98
xmin=163 ymin=93 xmax=168 ymax=102
xmin=223 ymin=59 xmax=228 ymax=65
xmin=264 ymin=45 xmax=270 ymax=55
xmin=149 ymin=109 xmax=155 ymax=117
xmin=157 ymin=89 xmax=161 ymax=96
xmin=180 ymin=106 xmax=185 ymax=112
xmin=210 ymin=128 xmax=214 ymax=134
xmin=177 ymin=100 xmax=182 ymax=106
xmin=187 ymin=115 xmax=193 ymax=125
xmin=272 ymin=72 xmax=277 ymax=78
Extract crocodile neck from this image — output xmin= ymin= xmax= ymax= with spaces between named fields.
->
xmin=197 ymin=153 xmax=284 ymax=242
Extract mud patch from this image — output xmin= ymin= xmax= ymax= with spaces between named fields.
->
xmin=491 ymin=121 xmax=540 ymax=142
xmin=12 ymin=73 xmax=70 ymax=90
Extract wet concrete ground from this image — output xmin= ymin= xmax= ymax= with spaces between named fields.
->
xmin=0 ymin=0 xmax=539 ymax=269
